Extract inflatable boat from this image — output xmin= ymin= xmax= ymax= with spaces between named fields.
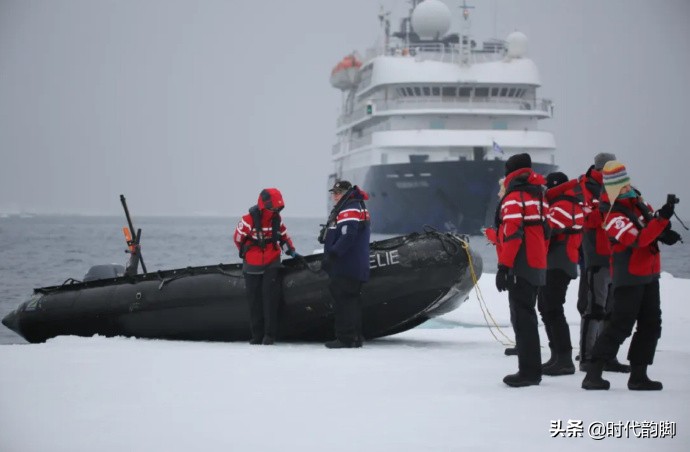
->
xmin=2 ymin=230 xmax=482 ymax=343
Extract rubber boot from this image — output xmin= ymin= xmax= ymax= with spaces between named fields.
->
xmin=581 ymin=360 xmax=610 ymax=390
xmin=504 ymin=346 xmax=518 ymax=356
xmin=628 ymin=365 xmax=663 ymax=391
xmin=541 ymin=348 xmax=557 ymax=370
xmin=503 ymin=372 xmax=541 ymax=388
xmin=543 ymin=351 xmax=576 ymax=376
xmin=262 ymin=336 xmax=275 ymax=345
xmin=604 ymin=357 xmax=631 ymax=373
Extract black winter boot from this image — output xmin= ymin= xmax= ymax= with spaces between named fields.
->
xmin=541 ymin=348 xmax=557 ymax=370
xmin=581 ymin=360 xmax=610 ymax=390
xmin=543 ymin=352 xmax=576 ymax=376
xmin=262 ymin=336 xmax=275 ymax=345
xmin=504 ymin=346 xmax=518 ymax=356
xmin=503 ymin=372 xmax=541 ymax=388
xmin=604 ymin=357 xmax=631 ymax=373
xmin=249 ymin=337 xmax=263 ymax=345
xmin=628 ymin=365 xmax=663 ymax=391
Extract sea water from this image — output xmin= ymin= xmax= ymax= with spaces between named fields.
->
xmin=2 ymin=215 xmax=689 ymax=344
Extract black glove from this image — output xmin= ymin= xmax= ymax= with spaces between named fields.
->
xmin=495 ymin=265 xmax=514 ymax=292
xmin=658 ymin=229 xmax=682 ymax=246
xmin=286 ymin=248 xmax=296 ymax=257
xmin=657 ymin=202 xmax=675 ymax=220
xmin=239 ymin=243 xmax=249 ymax=259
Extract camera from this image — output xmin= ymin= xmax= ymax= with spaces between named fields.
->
xmin=667 ymin=194 xmax=680 ymax=205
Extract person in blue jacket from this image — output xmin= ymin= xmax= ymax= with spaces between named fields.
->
xmin=320 ymin=180 xmax=371 ymax=348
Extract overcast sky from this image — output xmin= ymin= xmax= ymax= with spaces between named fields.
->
xmin=1 ymin=0 xmax=688 ymax=218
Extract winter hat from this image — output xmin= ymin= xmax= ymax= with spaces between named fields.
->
xmin=594 ymin=152 xmax=616 ymax=171
xmin=545 ymin=172 xmax=569 ymax=189
xmin=329 ymin=180 xmax=352 ymax=194
xmin=602 ymin=161 xmax=631 ymax=201
xmin=504 ymin=153 xmax=532 ymax=176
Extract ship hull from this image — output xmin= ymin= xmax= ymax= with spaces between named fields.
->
xmin=339 ymin=160 xmax=557 ymax=234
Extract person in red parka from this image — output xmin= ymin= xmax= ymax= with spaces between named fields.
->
xmin=495 ymin=153 xmax=548 ymax=387
xmin=538 ymin=172 xmax=584 ymax=376
xmin=233 ymin=188 xmax=296 ymax=345
xmin=577 ymin=153 xmax=630 ymax=373
xmin=582 ymin=161 xmax=681 ymax=390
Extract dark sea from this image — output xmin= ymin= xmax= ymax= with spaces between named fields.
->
xmin=2 ymin=215 xmax=689 ymax=345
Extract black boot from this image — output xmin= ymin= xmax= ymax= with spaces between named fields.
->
xmin=504 ymin=346 xmax=518 ymax=356
xmin=581 ymin=360 xmax=610 ymax=390
xmin=543 ymin=352 xmax=575 ymax=376
xmin=325 ymin=339 xmax=357 ymax=349
xmin=249 ymin=337 xmax=263 ymax=345
xmin=628 ymin=365 xmax=663 ymax=391
xmin=604 ymin=357 xmax=631 ymax=373
xmin=262 ymin=336 xmax=275 ymax=345
xmin=541 ymin=348 xmax=557 ymax=370
xmin=503 ymin=372 xmax=541 ymax=388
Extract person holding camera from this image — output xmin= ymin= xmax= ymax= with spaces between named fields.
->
xmin=582 ymin=161 xmax=682 ymax=390
xmin=233 ymin=188 xmax=297 ymax=345
xmin=319 ymin=180 xmax=371 ymax=349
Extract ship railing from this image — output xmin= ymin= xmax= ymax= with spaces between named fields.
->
xmin=337 ymin=97 xmax=552 ymax=126
xmin=364 ymin=43 xmax=504 ymax=64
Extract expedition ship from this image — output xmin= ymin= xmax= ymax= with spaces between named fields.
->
xmin=329 ymin=0 xmax=556 ymax=234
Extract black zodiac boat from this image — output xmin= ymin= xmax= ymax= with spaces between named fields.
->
xmin=2 ymin=230 xmax=482 ymax=343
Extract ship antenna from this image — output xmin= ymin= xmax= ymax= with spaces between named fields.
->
xmin=378 ymin=4 xmax=391 ymax=52
xmin=459 ymin=0 xmax=475 ymax=66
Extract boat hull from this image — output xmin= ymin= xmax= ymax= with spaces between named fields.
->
xmin=2 ymin=231 xmax=483 ymax=343
xmin=338 ymin=160 xmax=557 ymax=234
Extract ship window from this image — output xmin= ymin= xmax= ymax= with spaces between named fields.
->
xmin=405 ymin=87 xmax=414 ymax=96
xmin=397 ymin=88 xmax=407 ymax=97
xmin=491 ymin=87 xmax=499 ymax=97
xmin=431 ymin=87 xmax=440 ymax=96
xmin=442 ymin=86 xmax=456 ymax=96
xmin=507 ymin=88 xmax=516 ymax=97
xmin=458 ymin=87 xmax=472 ymax=97
xmin=500 ymin=87 xmax=508 ymax=97
xmin=413 ymin=87 xmax=421 ymax=96
xmin=423 ymin=87 xmax=431 ymax=96
xmin=475 ymin=87 xmax=489 ymax=97
xmin=430 ymin=119 xmax=445 ymax=129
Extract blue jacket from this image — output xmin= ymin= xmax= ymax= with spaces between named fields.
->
xmin=323 ymin=188 xmax=371 ymax=282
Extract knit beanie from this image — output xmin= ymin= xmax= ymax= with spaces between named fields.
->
xmin=505 ymin=153 xmax=532 ymax=176
xmin=545 ymin=172 xmax=569 ymax=189
xmin=594 ymin=152 xmax=617 ymax=171
xmin=602 ymin=161 xmax=631 ymax=201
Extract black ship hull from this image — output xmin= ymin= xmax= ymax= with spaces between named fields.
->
xmin=2 ymin=231 xmax=482 ymax=343
xmin=339 ymin=160 xmax=557 ymax=234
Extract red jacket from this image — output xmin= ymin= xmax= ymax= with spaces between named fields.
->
xmin=233 ymin=188 xmax=295 ymax=273
xmin=579 ymin=168 xmax=611 ymax=268
xmin=601 ymin=193 xmax=669 ymax=286
xmin=497 ymin=168 xmax=548 ymax=286
xmin=545 ymin=179 xmax=584 ymax=278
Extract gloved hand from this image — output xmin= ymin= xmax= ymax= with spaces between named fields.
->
xmin=286 ymin=248 xmax=297 ymax=257
xmin=657 ymin=202 xmax=675 ymax=220
xmin=495 ymin=265 xmax=514 ymax=292
xmin=658 ymin=229 xmax=682 ymax=246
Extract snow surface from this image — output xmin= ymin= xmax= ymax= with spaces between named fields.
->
xmin=1 ymin=273 xmax=688 ymax=452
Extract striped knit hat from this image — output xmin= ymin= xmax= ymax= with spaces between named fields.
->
xmin=602 ymin=160 xmax=631 ymax=201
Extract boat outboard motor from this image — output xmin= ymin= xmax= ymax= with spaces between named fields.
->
xmin=83 ymin=264 xmax=126 ymax=282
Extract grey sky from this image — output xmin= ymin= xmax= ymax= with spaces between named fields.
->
xmin=1 ymin=0 xmax=689 ymax=218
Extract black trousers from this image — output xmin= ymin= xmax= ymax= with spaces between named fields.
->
xmin=537 ymin=269 xmax=573 ymax=353
xmin=328 ymin=276 xmax=363 ymax=343
xmin=580 ymin=266 xmax=613 ymax=362
xmin=509 ymin=277 xmax=542 ymax=378
xmin=244 ymin=267 xmax=280 ymax=340
xmin=591 ymin=280 xmax=662 ymax=365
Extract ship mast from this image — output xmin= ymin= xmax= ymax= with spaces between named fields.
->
xmin=459 ymin=0 xmax=475 ymax=66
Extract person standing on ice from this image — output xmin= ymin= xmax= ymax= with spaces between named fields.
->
xmin=582 ymin=161 xmax=681 ymax=390
xmin=494 ymin=153 xmax=548 ymax=387
xmin=576 ymin=153 xmax=630 ymax=373
xmin=537 ymin=172 xmax=584 ymax=376
xmin=234 ymin=188 xmax=297 ymax=345
xmin=319 ymin=180 xmax=371 ymax=349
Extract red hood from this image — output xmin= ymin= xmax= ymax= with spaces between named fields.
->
xmin=257 ymin=188 xmax=285 ymax=212
xmin=505 ymin=168 xmax=546 ymax=187
xmin=546 ymin=179 xmax=578 ymax=200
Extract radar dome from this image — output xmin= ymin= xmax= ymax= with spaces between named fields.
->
xmin=506 ymin=31 xmax=528 ymax=58
xmin=411 ymin=0 xmax=451 ymax=40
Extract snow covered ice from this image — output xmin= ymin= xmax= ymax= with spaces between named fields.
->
xmin=1 ymin=273 xmax=688 ymax=451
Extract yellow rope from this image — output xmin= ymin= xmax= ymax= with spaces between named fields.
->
xmin=459 ymin=239 xmax=515 ymax=347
